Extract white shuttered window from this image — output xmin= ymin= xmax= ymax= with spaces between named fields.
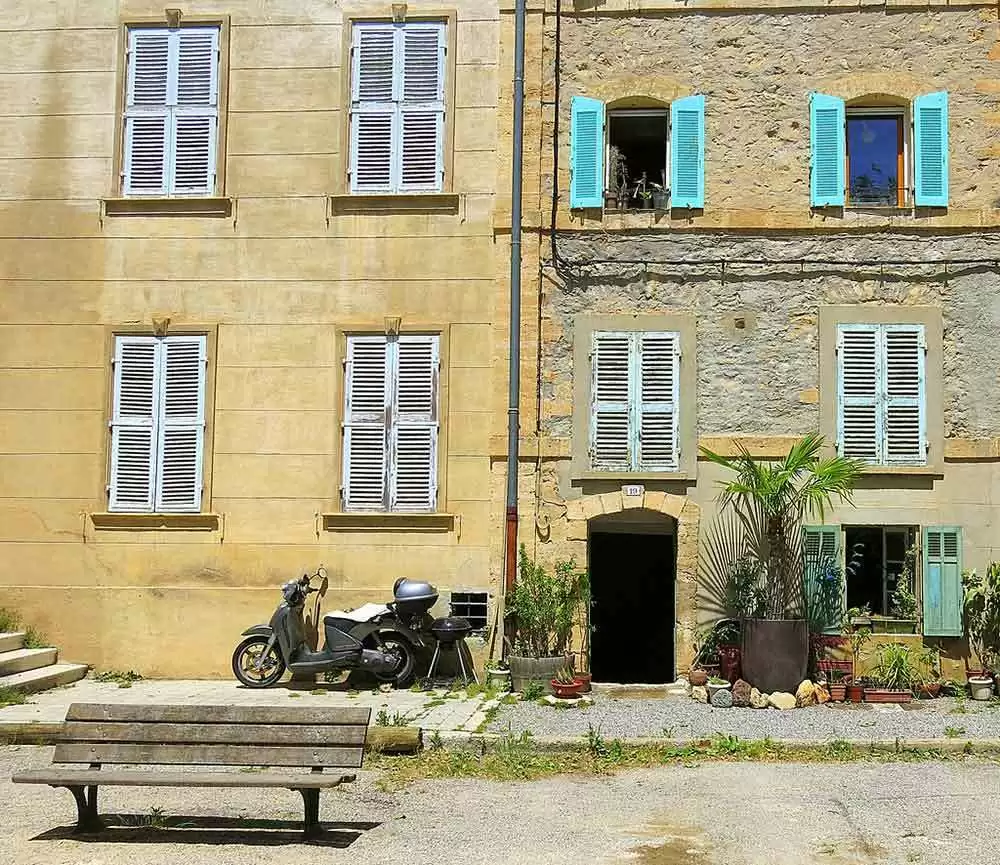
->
xmin=350 ymin=21 xmax=446 ymax=194
xmin=836 ymin=323 xmax=926 ymax=466
xmin=590 ymin=331 xmax=680 ymax=472
xmin=123 ymin=26 xmax=220 ymax=196
xmin=343 ymin=334 xmax=440 ymax=511
xmin=110 ymin=335 xmax=207 ymax=513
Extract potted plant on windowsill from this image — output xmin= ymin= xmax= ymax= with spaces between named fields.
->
xmin=651 ymin=182 xmax=669 ymax=212
xmin=606 ymin=145 xmax=629 ymax=212
xmin=505 ymin=545 xmax=590 ymax=695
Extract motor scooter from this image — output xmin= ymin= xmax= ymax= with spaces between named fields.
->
xmin=231 ymin=568 xmax=438 ymax=688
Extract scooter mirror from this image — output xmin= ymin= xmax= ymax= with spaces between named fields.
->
xmin=317 ymin=566 xmax=328 ymax=581
xmin=319 ymin=574 xmax=329 ymax=595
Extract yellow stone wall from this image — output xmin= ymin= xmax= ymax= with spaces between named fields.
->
xmin=0 ymin=0 xmax=506 ymax=677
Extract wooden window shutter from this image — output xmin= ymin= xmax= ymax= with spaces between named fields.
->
xmin=923 ymin=526 xmax=962 ymax=637
xmin=156 ymin=336 xmax=206 ymax=512
xmin=570 ymin=96 xmax=604 ymax=209
xmin=809 ymin=92 xmax=845 ymax=207
xmin=590 ymin=332 xmax=631 ymax=470
xmin=124 ymin=30 xmax=171 ymax=195
xmin=351 ymin=23 xmax=396 ymax=193
xmin=343 ymin=336 xmax=389 ymax=510
xmin=172 ymin=27 xmax=219 ymax=195
xmin=399 ymin=23 xmax=445 ymax=192
xmin=803 ymin=525 xmax=842 ymax=634
xmin=110 ymin=336 xmax=160 ymax=512
xmin=637 ymin=332 xmax=679 ymax=471
xmin=670 ymin=95 xmax=705 ymax=210
xmin=391 ymin=335 xmax=439 ymax=511
xmin=913 ymin=92 xmax=949 ymax=208
xmin=884 ymin=325 xmax=926 ymax=465
xmin=837 ymin=324 xmax=880 ymax=462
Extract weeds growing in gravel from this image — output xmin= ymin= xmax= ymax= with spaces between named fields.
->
xmin=0 ymin=686 xmax=27 ymax=707
xmin=944 ymin=726 xmax=966 ymax=738
xmin=375 ymin=709 xmax=412 ymax=727
xmin=93 ymin=669 xmax=143 ymax=688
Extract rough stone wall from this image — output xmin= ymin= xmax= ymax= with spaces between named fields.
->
xmin=555 ymin=7 xmax=1000 ymax=213
xmin=542 ymin=231 xmax=1000 ymax=440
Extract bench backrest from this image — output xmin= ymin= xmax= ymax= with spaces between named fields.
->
xmin=56 ymin=704 xmax=370 ymax=770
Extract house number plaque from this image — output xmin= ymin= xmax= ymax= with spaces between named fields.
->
xmin=621 ymin=484 xmax=644 ymax=497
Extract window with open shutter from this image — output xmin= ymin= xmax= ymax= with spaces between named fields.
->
xmin=803 ymin=525 xmax=843 ymax=634
xmin=670 ymin=95 xmax=705 ymax=209
xmin=109 ymin=335 xmax=207 ymax=513
xmin=913 ymin=92 xmax=949 ymax=208
xmin=590 ymin=331 xmax=679 ymax=472
xmin=923 ymin=526 xmax=962 ymax=637
xmin=350 ymin=21 xmax=445 ymax=194
xmin=810 ymin=92 xmax=845 ymax=207
xmin=570 ymin=96 xmax=604 ymax=209
xmin=123 ymin=26 xmax=220 ymax=197
xmin=837 ymin=323 xmax=926 ymax=466
xmin=342 ymin=334 xmax=439 ymax=512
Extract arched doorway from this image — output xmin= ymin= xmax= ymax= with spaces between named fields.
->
xmin=588 ymin=509 xmax=675 ymax=683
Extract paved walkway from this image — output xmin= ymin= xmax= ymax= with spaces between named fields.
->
xmin=0 ymin=677 xmax=499 ymax=733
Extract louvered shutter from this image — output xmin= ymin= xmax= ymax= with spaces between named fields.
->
xmin=914 ymin=92 xmax=948 ymax=208
xmin=109 ymin=336 xmax=160 ymax=512
xmin=570 ymin=96 xmax=604 ymax=209
xmin=670 ymin=95 xmax=705 ymax=209
xmin=172 ymin=27 xmax=219 ymax=195
xmin=923 ymin=526 xmax=962 ymax=637
xmin=351 ymin=24 xmax=397 ymax=193
xmin=884 ymin=325 xmax=926 ymax=465
xmin=343 ymin=336 xmax=389 ymax=510
xmin=810 ymin=92 xmax=845 ymax=207
xmin=399 ymin=24 xmax=444 ymax=192
xmin=803 ymin=525 xmax=842 ymax=634
xmin=155 ymin=336 xmax=206 ymax=512
xmin=591 ymin=332 xmax=631 ymax=470
xmin=391 ymin=335 xmax=439 ymax=511
xmin=837 ymin=325 xmax=880 ymax=462
xmin=637 ymin=333 xmax=679 ymax=471
xmin=124 ymin=30 xmax=170 ymax=195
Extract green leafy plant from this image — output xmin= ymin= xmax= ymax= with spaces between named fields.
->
xmin=963 ymin=562 xmax=1000 ymax=673
xmin=726 ymin=557 xmax=765 ymax=619
xmin=700 ymin=434 xmax=864 ymax=619
xmin=521 ymin=679 xmax=545 ymax=702
xmin=869 ymin=642 xmax=925 ymax=691
xmin=0 ymin=686 xmax=27 ymax=707
xmin=553 ymin=667 xmax=577 ymax=685
xmin=93 ymin=669 xmax=143 ymax=688
xmin=375 ymin=709 xmax=411 ymax=727
xmin=0 ymin=608 xmax=47 ymax=649
xmin=944 ymin=726 xmax=966 ymax=739
xmin=708 ymin=676 xmax=729 ymax=685
xmin=842 ymin=606 xmax=873 ymax=678
xmin=506 ymin=545 xmax=590 ymax=658
xmin=890 ymin=544 xmax=920 ymax=621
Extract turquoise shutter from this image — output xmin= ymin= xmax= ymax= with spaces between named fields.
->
xmin=810 ymin=92 xmax=845 ymax=207
xmin=570 ymin=96 xmax=604 ymax=209
xmin=914 ymin=92 xmax=948 ymax=207
xmin=923 ymin=527 xmax=962 ymax=637
xmin=670 ymin=95 xmax=705 ymax=209
xmin=590 ymin=332 xmax=631 ymax=470
xmin=803 ymin=525 xmax=842 ymax=633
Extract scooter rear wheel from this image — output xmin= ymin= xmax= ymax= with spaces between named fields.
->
xmin=232 ymin=635 xmax=286 ymax=688
xmin=367 ymin=632 xmax=416 ymax=688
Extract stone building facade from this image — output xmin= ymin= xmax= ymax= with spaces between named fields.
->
xmin=504 ymin=0 xmax=1000 ymax=682
xmin=0 ymin=0 xmax=507 ymax=677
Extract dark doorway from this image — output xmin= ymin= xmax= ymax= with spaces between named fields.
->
xmin=588 ymin=528 xmax=675 ymax=683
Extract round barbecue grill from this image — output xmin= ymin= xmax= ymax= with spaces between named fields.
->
xmin=426 ymin=616 xmax=478 ymax=685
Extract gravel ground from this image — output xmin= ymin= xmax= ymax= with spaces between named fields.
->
xmin=4 ymin=745 xmax=1000 ymax=864
xmin=487 ymin=690 xmax=1000 ymax=741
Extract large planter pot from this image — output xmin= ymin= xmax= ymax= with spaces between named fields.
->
xmin=864 ymin=688 xmax=912 ymax=704
xmin=718 ymin=646 xmax=742 ymax=684
xmin=969 ymin=676 xmax=995 ymax=701
xmin=741 ymin=618 xmax=809 ymax=695
xmin=509 ymin=655 xmax=571 ymax=695
xmin=550 ymin=678 xmax=585 ymax=699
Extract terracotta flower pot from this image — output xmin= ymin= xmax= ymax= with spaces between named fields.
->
xmin=689 ymin=669 xmax=708 ymax=687
xmin=846 ymin=684 xmax=865 ymax=703
xmin=576 ymin=671 xmax=592 ymax=693
xmin=550 ymin=678 xmax=584 ymax=699
xmin=916 ymin=682 xmax=941 ymax=699
xmin=828 ymin=683 xmax=847 ymax=702
xmin=863 ymin=688 xmax=912 ymax=704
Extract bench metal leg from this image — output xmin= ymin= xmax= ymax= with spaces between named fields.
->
xmin=65 ymin=785 xmax=104 ymax=833
xmin=297 ymin=788 xmax=321 ymax=838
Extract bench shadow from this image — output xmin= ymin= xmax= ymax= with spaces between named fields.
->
xmin=33 ymin=816 xmax=382 ymax=848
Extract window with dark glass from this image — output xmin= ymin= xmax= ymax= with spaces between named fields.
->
xmin=450 ymin=591 xmax=489 ymax=630
xmin=846 ymin=112 xmax=904 ymax=207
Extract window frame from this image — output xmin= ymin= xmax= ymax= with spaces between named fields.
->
xmin=449 ymin=591 xmax=490 ymax=631
xmin=819 ymin=306 xmax=943 ymax=475
xmin=111 ymin=17 xmax=230 ymax=202
xmin=605 ymin=108 xmax=670 ymax=200
xmin=845 ymin=107 xmax=908 ymax=209
xmin=572 ymin=314 xmax=697 ymax=480
xmin=340 ymin=13 xmax=457 ymax=196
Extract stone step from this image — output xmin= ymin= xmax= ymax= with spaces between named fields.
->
xmin=0 ymin=662 xmax=88 ymax=694
xmin=0 ymin=632 xmax=25 ymax=654
xmin=0 ymin=647 xmax=57 ymax=677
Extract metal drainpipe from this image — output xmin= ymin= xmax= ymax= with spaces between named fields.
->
xmin=503 ymin=0 xmax=527 ymax=641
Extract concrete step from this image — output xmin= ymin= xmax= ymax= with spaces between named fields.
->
xmin=0 ymin=662 xmax=88 ymax=695
xmin=0 ymin=632 xmax=25 ymax=653
xmin=0 ymin=647 xmax=57 ymax=677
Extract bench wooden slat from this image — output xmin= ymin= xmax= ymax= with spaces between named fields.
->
xmin=53 ymin=743 xmax=364 ymax=768
xmin=63 ymin=722 xmax=367 ymax=747
xmin=13 ymin=769 xmax=355 ymax=789
xmin=65 ymin=704 xmax=372 ymax=726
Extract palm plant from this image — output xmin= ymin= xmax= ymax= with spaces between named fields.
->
xmin=700 ymin=433 xmax=864 ymax=619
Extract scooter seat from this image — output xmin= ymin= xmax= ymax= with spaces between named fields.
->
xmin=324 ymin=603 xmax=390 ymax=624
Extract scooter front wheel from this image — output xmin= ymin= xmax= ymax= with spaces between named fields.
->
xmin=232 ymin=635 xmax=286 ymax=688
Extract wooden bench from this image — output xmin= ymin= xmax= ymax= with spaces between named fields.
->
xmin=12 ymin=703 xmax=371 ymax=837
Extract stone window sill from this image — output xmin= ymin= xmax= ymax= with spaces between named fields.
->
xmin=90 ymin=512 xmax=222 ymax=531
xmin=858 ymin=466 xmax=943 ymax=478
xmin=329 ymin=193 xmax=460 ymax=215
xmin=572 ymin=470 xmax=694 ymax=482
xmin=322 ymin=512 xmax=456 ymax=532
xmin=102 ymin=197 xmax=234 ymax=218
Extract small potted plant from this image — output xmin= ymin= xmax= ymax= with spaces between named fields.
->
xmin=550 ymin=666 xmax=584 ymax=699
xmin=706 ymin=677 xmax=731 ymax=701
xmin=842 ymin=607 xmax=872 ymax=703
xmin=651 ymin=179 xmax=669 ymax=211
xmin=826 ymin=668 xmax=848 ymax=702
xmin=633 ymin=173 xmax=653 ymax=210
xmin=914 ymin=647 xmax=941 ymax=699
xmin=606 ymin=145 xmax=629 ymax=211
xmin=485 ymin=661 xmax=511 ymax=692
